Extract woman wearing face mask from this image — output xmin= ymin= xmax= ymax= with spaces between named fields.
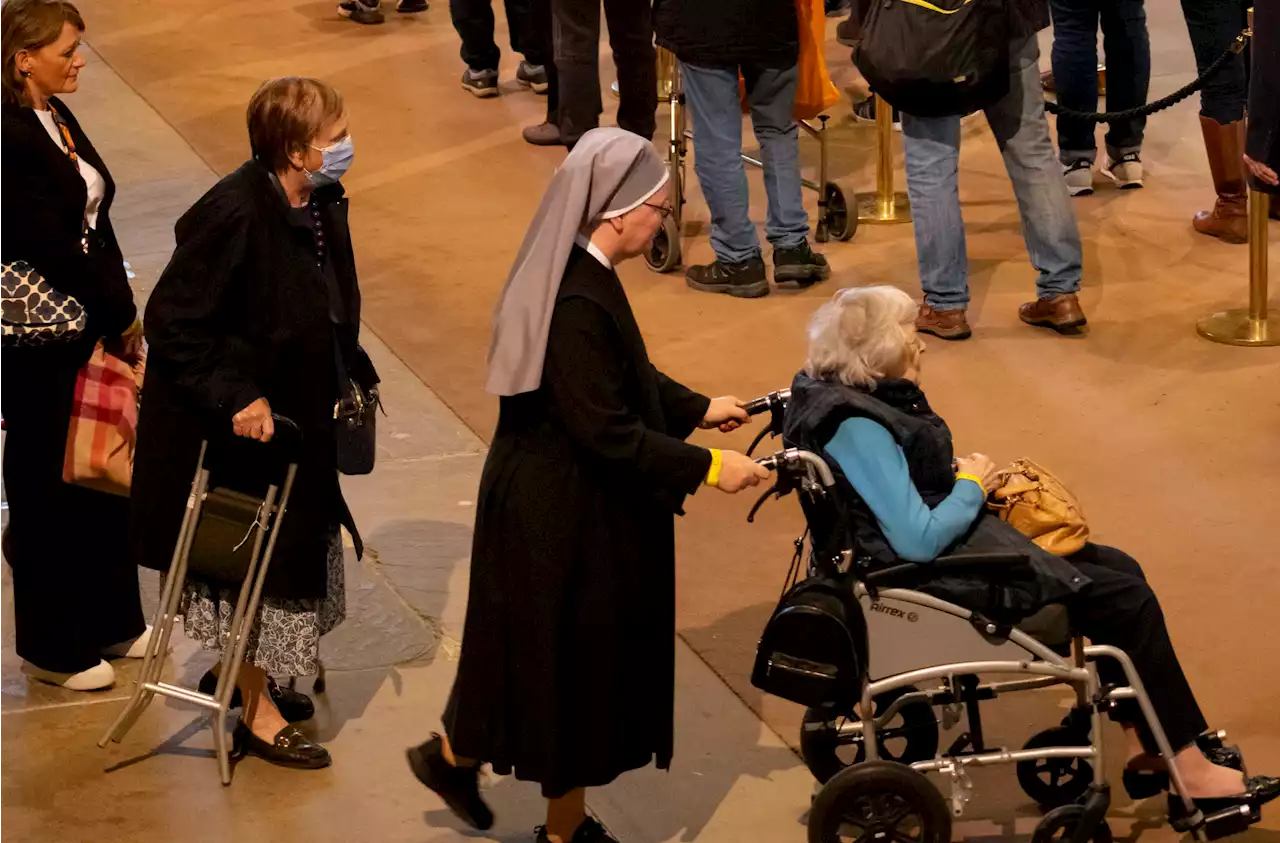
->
xmin=130 ymin=76 xmax=374 ymax=770
xmin=1 ymin=0 xmax=151 ymax=691
xmin=406 ymin=128 xmax=770 ymax=843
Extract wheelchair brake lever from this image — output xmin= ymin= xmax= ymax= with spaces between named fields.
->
xmin=746 ymin=482 xmax=781 ymax=523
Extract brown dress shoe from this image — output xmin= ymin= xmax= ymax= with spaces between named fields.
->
xmin=1019 ymin=293 xmax=1087 ymax=333
xmin=522 ymin=121 xmax=562 ymax=147
xmin=1193 ymin=116 xmax=1248 ymax=244
xmin=916 ymin=304 xmax=971 ymax=340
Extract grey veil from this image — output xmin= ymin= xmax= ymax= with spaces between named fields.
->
xmin=484 ymin=128 xmax=669 ymax=396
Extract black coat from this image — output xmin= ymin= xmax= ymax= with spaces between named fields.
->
xmin=1248 ymin=0 xmax=1279 ymax=191
xmin=1 ymin=99 xmax=136 ymax=342
xmin=130 ymin=160 xmax=367 ymax=600
xmin=443 ymin=247 xmax=713 ymax=797
xmin=655 ymin=0 xmax=799 ymax=70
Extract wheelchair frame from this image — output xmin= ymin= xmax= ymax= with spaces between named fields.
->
xmin=744 ymin=403 xmax=1245 ymax=842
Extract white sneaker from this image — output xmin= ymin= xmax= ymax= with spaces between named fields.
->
xmin=22 ymin=659 xmax=116 ymax=691
xmin=1063 ymin=161 xmax=1094 ymax=196
xmin=102 ymin=624 xmax=155 ymax=659
xmin=1103 ymin=153 xmax=1144 ymax=189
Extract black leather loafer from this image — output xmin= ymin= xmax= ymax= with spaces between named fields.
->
xmin=231 ymin=722 xmax=331 ymax=769
xmin=536 ymin=817 xmax=619 ymax=843
xmin=406 ymin=734 xmax=493 ymax=830
xmin=1124 ymin=732 xmax=1246 ymax=800
xmin=199 ymin=670 xmax=315 ymax=722
xmin=1168 ymin=775 xmax=1280 ymax=832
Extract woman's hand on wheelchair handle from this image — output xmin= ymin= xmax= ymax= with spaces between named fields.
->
xmin=700 ymin=396 xmax=752 ymax=432
xmin=716 ymin=450 xmax=772 ymax=493
xmin=955 ymin=453 xmax=998 ymax=493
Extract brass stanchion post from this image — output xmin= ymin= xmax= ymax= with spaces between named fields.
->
xmin=1197 ymin=190 xmax=1280 ymax=345
xmin=856 ymin=95 xmax=912 ymax=224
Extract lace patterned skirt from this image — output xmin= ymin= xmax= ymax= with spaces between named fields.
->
xmin=175 ymin=532 xmax=346 ymax=676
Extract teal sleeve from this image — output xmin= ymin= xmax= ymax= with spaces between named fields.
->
xmin=823 ymin=417 xmax=985 ymax=563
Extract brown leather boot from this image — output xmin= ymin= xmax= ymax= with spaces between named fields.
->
xmin=916 ymin=304 xmax=972 ymax=340
xmin=1019 ymin=293 xmax=1087 ymax=334
xmin=1193 ymin=116 xmax=1248 ymax=244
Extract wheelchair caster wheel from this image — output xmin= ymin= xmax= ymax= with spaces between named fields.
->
xmin=801 ymin=686 xmax=939 ymax=784
xmin=645 ymin=215 xmax=681 ymax=273
xmin=1031 ymin=804 xmax=1113 ymax=843
xmin=808 ymin=761 xmax=951 ymax=843
xmin=1016 ymin=726 xmax=1093 ymax=809
xmin=821 ymin=181 xmax=857 ymax=243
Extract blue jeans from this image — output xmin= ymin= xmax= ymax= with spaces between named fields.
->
xmin=1049 ymin=0 xmax=1150 ymax=165
xmin=682 ymin=62 xmax=810 ymax=264
xmin=901 ymin=35 xmax=1083 ymax=311
xmin=1180 ymin=0 xmax=1249 ymax=123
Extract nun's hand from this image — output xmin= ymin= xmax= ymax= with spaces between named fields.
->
xmin=232 ymin=398 xmax=275 ymax=443
xmin=715 ymin=450 xmax=772 ymax=493
xmin=1244 ymin=154 xmax=1279 ymax=187
xmin=700 ymin=396 xmax=751 ymax=432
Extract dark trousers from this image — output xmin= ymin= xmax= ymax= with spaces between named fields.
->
xmin=553 ymin=0 xmax=656 ymax=146
xmin=2 ymin=343 xmax=146 ymax=673
xmin=1180 ymin=0 xmax=1249 ymax=123
xmin=450 ymin=0 xmax=548 ymax=70
xmin=1065 ymin=544 xmax=1207 ymax=754
xmin=532 ymin=0 xmax=559 ymax=123
xmin=1048 ymin=0 xmax=1150 ymax=164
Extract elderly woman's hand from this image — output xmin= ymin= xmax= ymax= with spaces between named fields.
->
xmin=700 ymin=396 xmax=752 ymax=432
xmin=232 ymin=398 xmax=275 ymax=442
xmin=955 ymin=453 xmax=998 ymax=493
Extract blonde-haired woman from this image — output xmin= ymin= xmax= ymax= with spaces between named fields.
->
xmin=784 ymin=285 xmax=1279 ymax=817
xmin=132 ymin=77 xmax=376 ymax=770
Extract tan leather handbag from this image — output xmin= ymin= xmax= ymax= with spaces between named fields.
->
xmin=986 ymin=459 xmax=1089 ymax=556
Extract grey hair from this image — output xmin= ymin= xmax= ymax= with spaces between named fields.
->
xmin=804 ymin=286 xmax=919 ymax=387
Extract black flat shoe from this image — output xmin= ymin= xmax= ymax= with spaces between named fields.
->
xmin=536 ymin=817 xmax=619 ymax=843
xmin=231 ymin=722 xmax=331 ymax=769
xmin=1124 ymin=732 xmax=1246 ymax=800
xmin=1169 ymin=776 xmax=1280 ymax=837
xmin=199 ymin=670 xmax=315 ymax=722
xmin=406 ymin=734 xmax=493 ymax=830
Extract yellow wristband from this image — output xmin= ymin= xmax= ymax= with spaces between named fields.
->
xmin=705 ymin=448 xmax=723 ymax=488
xmin=955 ymin=472 xmax=983 ymax=488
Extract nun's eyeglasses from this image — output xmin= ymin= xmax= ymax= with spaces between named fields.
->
xmin=644 ymin=202 xmax=674 ymax=220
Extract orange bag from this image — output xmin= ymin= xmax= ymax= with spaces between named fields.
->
xmin=63 ymin=326 xmax=146 ymax=496
xmin=740 ymin=0 xmax=841 ymax=119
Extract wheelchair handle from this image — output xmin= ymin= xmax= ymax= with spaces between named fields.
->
xmin=755 ymin=447 xmax=836 ymax=488
xmin=741 ymin=388 xmax=790 ymax=416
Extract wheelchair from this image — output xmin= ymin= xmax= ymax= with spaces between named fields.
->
xmin=738 ymin=389 xmax=1260 ymax=843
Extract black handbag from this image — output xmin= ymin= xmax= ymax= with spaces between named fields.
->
xmin=333 ymin=340 xmax=381 ymax=476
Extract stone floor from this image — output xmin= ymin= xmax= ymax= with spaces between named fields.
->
xmin=3 ymin=3 xmax=1279 ymax=842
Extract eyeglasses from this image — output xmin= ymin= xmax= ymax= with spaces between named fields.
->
xmin=644 ymin=202 xmax=674 ymax=220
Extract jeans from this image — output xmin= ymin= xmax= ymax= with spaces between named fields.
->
xmin=682 ymin=62 xmax=810 ymax=264
xmin=553 ymin=0 xmax=655 ymax=146
xmin=1049 ymin=0 xmax=1150 ymax=165
xmin=450 ymin=0 xmax=547 ymax=70
xmin=901 ymin=35 xmax=1082 ymax=311
xmin=1180 ymin=0 xmax=1249 ymax=123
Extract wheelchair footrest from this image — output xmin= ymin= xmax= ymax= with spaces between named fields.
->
xmin=1202 ymin=804 xmax=1259 ymax=840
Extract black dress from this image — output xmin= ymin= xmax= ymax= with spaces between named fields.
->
xmin=1 ymin=99 xmax=145 ymax=673
xmin=444 ymin=246 xmax=713 ymax=798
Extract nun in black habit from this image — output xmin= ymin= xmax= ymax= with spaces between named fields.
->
xmin=406 ymin=128 xmax=771 ymax=843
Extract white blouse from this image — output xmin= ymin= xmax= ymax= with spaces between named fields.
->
xmin=35 ymin=108 xmax=106 ymax=230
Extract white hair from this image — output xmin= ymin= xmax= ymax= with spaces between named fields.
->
xmin=804 ymin=286 xmax=918 ymax=388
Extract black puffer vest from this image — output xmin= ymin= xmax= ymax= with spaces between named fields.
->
xmin=783 ymin=373 xmax=1089 ymax=621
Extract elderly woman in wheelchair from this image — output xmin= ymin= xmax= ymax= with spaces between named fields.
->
xmin=745 ymin=286 xmax=1277 ymax=843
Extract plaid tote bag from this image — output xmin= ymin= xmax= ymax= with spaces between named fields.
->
xmin=63 ymin=330 xmax=146 ymax=496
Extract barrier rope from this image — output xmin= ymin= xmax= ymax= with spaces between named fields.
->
xmin=1043 ymin=26 xmax=1251 ymax=124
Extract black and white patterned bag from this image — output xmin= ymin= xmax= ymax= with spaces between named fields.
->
xmin=1 ymin=260 xmax=87 ymax=347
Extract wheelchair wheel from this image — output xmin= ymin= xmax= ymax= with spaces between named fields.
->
xmin=1016 ymin=726 xmax=1093 ymax=809
xmin=822 ymin=182 xmax=857 ymax=242
xmin=801 ymin=687 xmax=940 ymax=784
xmin=1031 ymin=804 xmax=1113 ymax=843
xmin=808 ymin=761 xmax=951 ymax=843
xmin=645 ymin=215 xmax=681 ymax=273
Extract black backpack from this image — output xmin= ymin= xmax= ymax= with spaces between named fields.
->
xmin=752 ymin=570 xmax=868 ymax=708
xmin=853 ymin=0 xmax=1009 ymax=118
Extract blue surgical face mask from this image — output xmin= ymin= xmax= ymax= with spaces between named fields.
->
xmin=306 ymin=135 xmax=354 ymax=187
